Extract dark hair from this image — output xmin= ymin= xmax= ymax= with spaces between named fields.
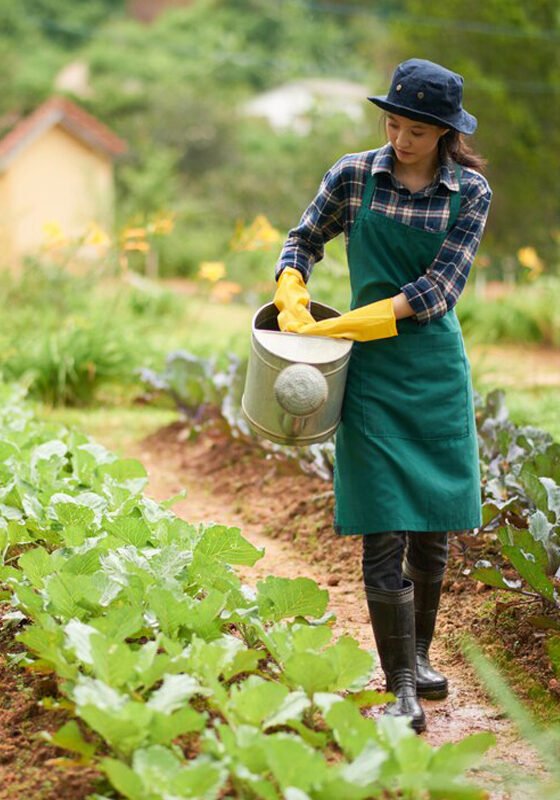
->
xmin=439 ymin=130 xmax=487 ymax=174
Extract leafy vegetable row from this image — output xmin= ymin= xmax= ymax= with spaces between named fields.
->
xmin=0 ymin=382 xmax=492 ymax=800
xmin=473 ymin=390 xmax=560 ymax=619
xmin=141 ymin=353 xmax=560 ymax=622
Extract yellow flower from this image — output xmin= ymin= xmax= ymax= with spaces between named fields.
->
xmin=198 ymin=261 xmax=226 ymax=282
xmin=42 ymin=220 xmax=68 ymax=248
xmin=210 ymin=280 xmax=242 ymax=303
xmin=84 ymin=222 xmax=111 ymax=249
xmin=124 ymin=240 xmax=150 ymax=253
xmin=149 ymin=214 xmax=175 ymax=236
xmin=230 ymin=215 xmax=281 ymax=252
xmin=122 ymin=227 xmax=147 ymax=241
xmin=517 ymin=246 xmax=544 ymax=279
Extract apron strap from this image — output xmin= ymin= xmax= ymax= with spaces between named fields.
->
xmin=447 ymin=164 xmax=462 ymax=230
xmin=359 ymin=170 xmax=377 ymax=213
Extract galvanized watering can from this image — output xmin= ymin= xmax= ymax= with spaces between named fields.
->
xmin=241 ymin=301 xmax=353 ymax=445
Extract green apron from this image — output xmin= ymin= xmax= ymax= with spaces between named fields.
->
xmin=334 ymin=168 xmax=481 ymax=535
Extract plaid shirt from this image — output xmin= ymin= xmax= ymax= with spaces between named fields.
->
xmin=275 ymin=143 xmax=492 ymax=324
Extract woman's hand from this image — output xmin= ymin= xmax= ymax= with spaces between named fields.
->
xmin=392 ymin=292 xmax=415 ymax=320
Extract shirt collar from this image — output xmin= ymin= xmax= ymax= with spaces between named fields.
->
xmin=371 ymin=143 xmax=459 ymax=192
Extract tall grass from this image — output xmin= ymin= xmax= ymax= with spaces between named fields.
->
xmin=457 ymin=278 xmax=560 ymax=346
xmin=0 ymin=264 xmax=171 ymax=405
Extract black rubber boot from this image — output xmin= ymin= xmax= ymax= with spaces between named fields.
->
xmin=365 ymin=579 xmax=426 ymax=733
xmin=404 ymin=560 xmax=448 ymax=700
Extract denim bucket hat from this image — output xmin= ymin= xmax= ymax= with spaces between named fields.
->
xmin=368 ymin=58 xmax=477 ymax=135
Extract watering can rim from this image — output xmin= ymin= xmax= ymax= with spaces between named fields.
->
xmin=251 ymin=301 xmax=353 ymax=363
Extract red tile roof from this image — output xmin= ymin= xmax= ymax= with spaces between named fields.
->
xmin=0 ymin=96 xmax=128 ymax=170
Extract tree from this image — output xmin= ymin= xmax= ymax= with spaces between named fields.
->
xmin=390 ymin=0 xmax=560 ymax=262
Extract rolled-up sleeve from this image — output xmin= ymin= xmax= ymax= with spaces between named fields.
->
xmin=400 ymin=184 xmax=492 ymax=325
xmin=275 ymin=157 xmax=349 ymax=282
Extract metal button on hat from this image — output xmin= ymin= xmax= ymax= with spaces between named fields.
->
xmin=367 ymin=58 xmax=478 ymax=134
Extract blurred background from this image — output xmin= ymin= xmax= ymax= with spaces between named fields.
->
xmin=0 ymin=0 xmax=558 ymax=438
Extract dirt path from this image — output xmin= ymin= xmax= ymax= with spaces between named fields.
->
xmin=129 ymin=420 xmax=546 ymax=800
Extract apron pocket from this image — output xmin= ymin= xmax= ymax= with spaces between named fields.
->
xmin=358 ymin=332 xmax=471 ymax=441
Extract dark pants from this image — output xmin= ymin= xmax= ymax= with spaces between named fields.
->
xmin=362 ymin=530 xmax=448 ymax=591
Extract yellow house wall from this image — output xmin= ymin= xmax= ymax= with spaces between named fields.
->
xmin=0 ymin=173 xmax=14 ymax=267
xmin=0 ymin=125 xmax=115 ymax=266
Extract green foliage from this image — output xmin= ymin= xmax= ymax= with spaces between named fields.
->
xmin=472 ymin=390 xmax=560 ymax=611
xmin=0 ymin=381 xmax=493 ymax=798
xmin=0 ymin=262 xmax=236 ymax=405
xmin=392 ymin=0 xmax=560 ymax=259
xmin=457 ymin=280 xmax=560 ymax=347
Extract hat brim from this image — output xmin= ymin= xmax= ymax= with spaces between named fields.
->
xmin=368 ymin=95 xmax=477 ymax=135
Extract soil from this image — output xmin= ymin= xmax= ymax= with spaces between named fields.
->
xmin=0 ymin=627 xmax=102 ymax=799
xmin=2 ymin=413 xmax=556 ymax=799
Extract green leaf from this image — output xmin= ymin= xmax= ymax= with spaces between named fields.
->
xmin=65 ymin=619 xmax=98 ymax=664
xmin=263 ymin=732 xmax=328 ymax=792
xmin=471 ymin=561 xmax=522 ymax=591
xmin=101 ymin=757 xmax=144 ymax=800
xmin=45 ymin=573 xmax=101 ymax=620
xmin=529 ymin=510 xmax=554 ymax=543
xmin=222 ymin=647 xmax=261 ymax=681
xmin=132 ymin=744 xmax=182 ymax=791
xmin=541 ymin=477 xmax=560 ymax=522
xmin=257 ymin=576 xmax=329 ymax=622
xmin=336 ymin=741 xmax=388 ymax=790
xmin=73 ymin=676 xmax=127 ymax=712
xmin=18 ymin=622 xmax=77 ymax=680
xmin=148 ymin=586 xmax=225 ymax=641
xmin=104 ymin=515 xmax=152 ymax=548
xmin=291 ymin=623 xmax=333 ymax=652
xmin=18 ymin=547 xmax=55 ymax=588
xmin=499 ymin=526 xmax=556 ymax=602
xmin=42 ymin=720 xmax=96 ymax=762
xmin=264 ymin=690 xmax=311 ymax=730
xmin=160 ymin=489 xmax=188 ymax=509
xmin=344 ymin=689 xmax=394 ymax=708
xmin=324 ymin=698 xmax=379 ymax=760
xmin=89 ymin=636 xmax=138 ymax=688
xmin=150 ymin=705 xmax=206 ymax=744
xmin=183 ymin=635 xmax=247 ymax=699
xmin=147 ymin=673 xmax=204 ymax=714
xmin=0 ymin=440 xmax=19 ymax=462
xmin=79 ymin=702 xmax=150 ymax=756
xmin=227 ymin=676 xmax=289 ymax=726
xmin=194 ymin=524 xmax=264 ymax=566
xmin=147 ymin=587 xmax=193 ymax=638
xmin=283 ymin=651 xmax=337 ymax=695
xmin=170 ymin=759 xmax=227 ymax=799
xmin=61 ymin=548 xmax=102 ymax=576
xmin=89 ymin=606 xmax=144 ymax=642
xmin=52 ymin=501 xmax=96 ymax=529
xmin=519 ymin=465 xmax=550 ymax=512
xmin=323 ymin=636 xmax=374 ymax=692
xmin=12 ymin=583 xmax=45 ymax=619
xmin=99 ymin=458 xmax=148 ymax=482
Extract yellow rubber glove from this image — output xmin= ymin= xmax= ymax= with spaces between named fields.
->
xmin=273 ymin=267 xmax=315 ymax=332
xmin=298 ymin=298 xmax=398 ymax=342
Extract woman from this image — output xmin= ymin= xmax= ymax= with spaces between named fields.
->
xmin=273 ymin=59 xmax=492 ymax=733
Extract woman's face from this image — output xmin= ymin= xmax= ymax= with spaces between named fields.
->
xmin=385 ymin=113 xmax=448 ymax=168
